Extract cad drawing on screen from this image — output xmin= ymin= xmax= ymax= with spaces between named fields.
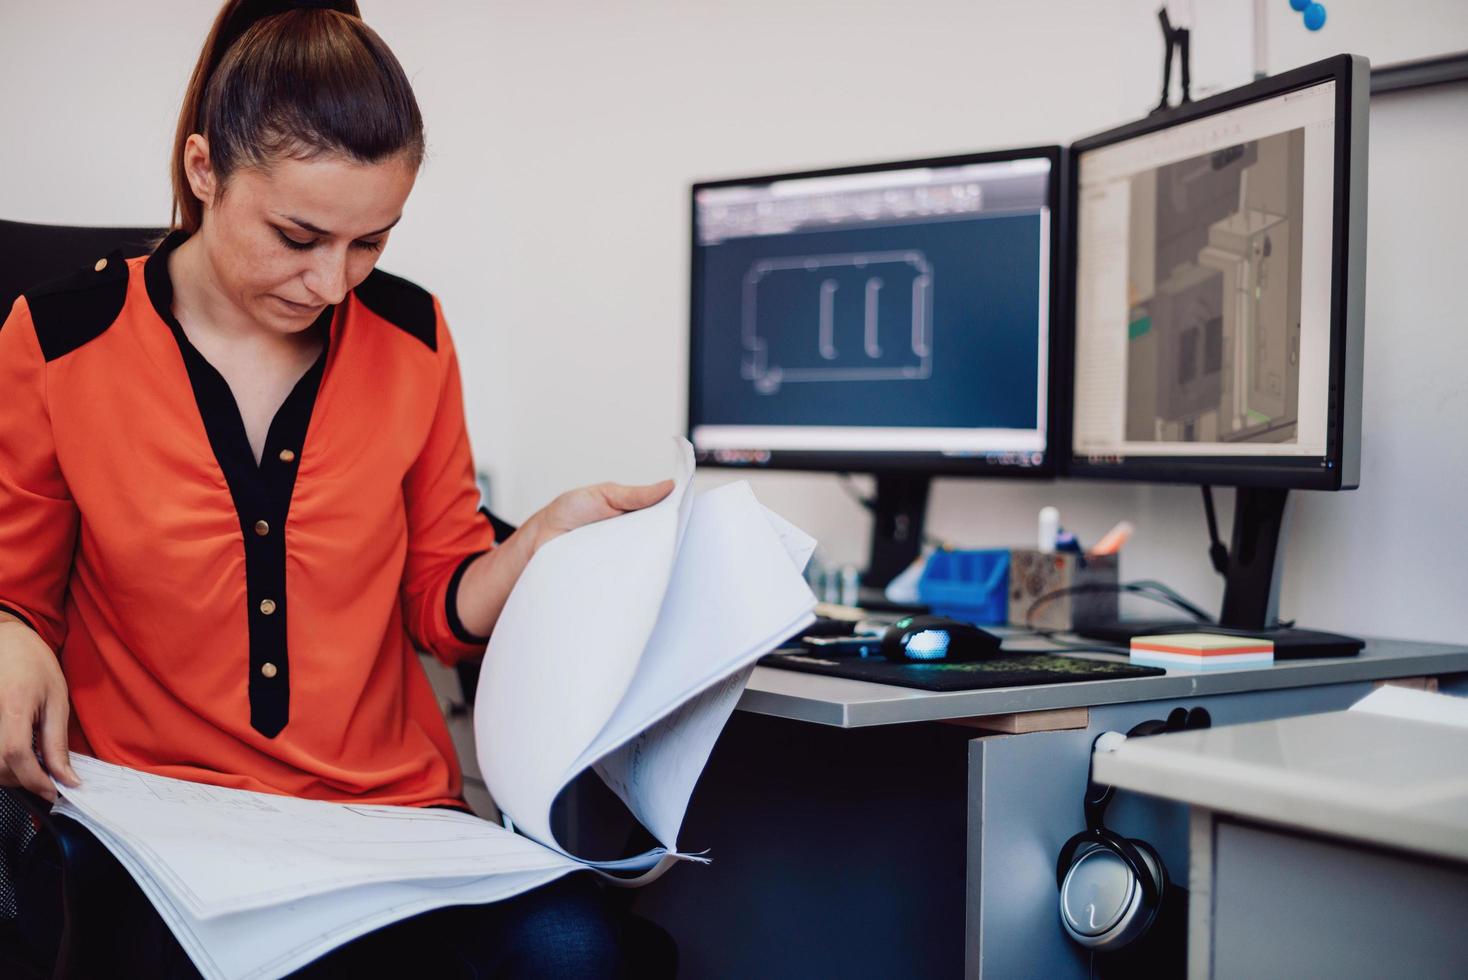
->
xmin=740 ymin=250 xmax=934 ymax=395
xmin=1125 ymin=131 xmax=1304 ymax=445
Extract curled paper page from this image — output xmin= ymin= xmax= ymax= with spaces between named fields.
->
xmin=474 ymin=439 xmax=697 ymax=851
xmin=476 ymin=439 xmax=817 ymax=869
xmin=584 ymin=485 xmax=818 ymax=857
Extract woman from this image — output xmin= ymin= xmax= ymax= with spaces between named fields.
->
xmin=0 ymin=0 xmax=669 ymax=974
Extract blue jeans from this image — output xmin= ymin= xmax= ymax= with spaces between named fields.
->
xmin=292 ymin=874 xmax=625 ymax=979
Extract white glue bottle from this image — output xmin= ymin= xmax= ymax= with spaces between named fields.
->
xmin=1038 ymin=506 xmax=1060 ymax=554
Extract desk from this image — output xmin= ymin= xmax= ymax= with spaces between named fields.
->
xmin=1094 ymin=708 xmax=1468 ymax=979
xmin=582 ymin=638 xmax=1468 ymax=978
xmin=739 ymin=638 xmax=1468 ymax=728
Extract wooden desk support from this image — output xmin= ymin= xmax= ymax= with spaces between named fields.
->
xmin=944 ymin=706 xmax=1089 ymax=734
xmin=1373 ymin=675 xmax=1439 ymax=692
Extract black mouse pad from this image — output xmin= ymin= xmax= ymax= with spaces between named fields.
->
xmin=760 ymin=652 xmax=1165 ymax=691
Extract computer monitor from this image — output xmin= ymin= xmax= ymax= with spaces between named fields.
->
xmin=689 ymin=147 xmax=1062 ymax=585
xmin=1065 ymin=55 xmax=1369 ymax=650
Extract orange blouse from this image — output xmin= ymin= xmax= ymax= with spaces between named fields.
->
xmin=0 ymin=230 xmax=495 ymax=807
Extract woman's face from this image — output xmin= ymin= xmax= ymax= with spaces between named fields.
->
xmin=185 ymin=136 xmax=417 ymax=335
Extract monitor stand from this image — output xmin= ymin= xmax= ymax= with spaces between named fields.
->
xmin=1075 ymin=487 xmax=1365 ymax=659
xmin=862 ymin=474 xmax=931 ymax=591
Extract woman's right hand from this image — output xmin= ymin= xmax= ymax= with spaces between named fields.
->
xmin=0 ymin=617 xmax=80 ymax=802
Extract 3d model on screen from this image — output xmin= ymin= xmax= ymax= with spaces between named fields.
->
xmin=740 ymin=251 xmax=933 ymax=395
xmin=1125 ymin=129 xmax=1304 ymax=444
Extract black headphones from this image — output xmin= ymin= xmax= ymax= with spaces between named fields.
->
xmin=1055 ymin=706 xmax=1210 ymax=954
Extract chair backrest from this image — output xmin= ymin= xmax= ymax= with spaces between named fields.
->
xmin=0 ymin=219 xmax=164 ymax=947
xmin=0 ymin=219 xmax=164 ymax=319
xmin=0 ymin=792 xmax=32 ymax=925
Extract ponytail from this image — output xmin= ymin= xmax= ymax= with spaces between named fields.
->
xmin=170 ymin=0 xmax=424 ymax=233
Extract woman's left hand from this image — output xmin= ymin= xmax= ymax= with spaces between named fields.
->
xmin=452 ymin=478 xmax=676 ymax=639
xmin=526 ymin=479 xmax=675 ymax=554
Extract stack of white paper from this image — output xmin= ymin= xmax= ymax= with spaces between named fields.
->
xmin=56 ymin=760 xmax=580 ymax=979
xmin=53 ymin=437 xmax=816 ymax=979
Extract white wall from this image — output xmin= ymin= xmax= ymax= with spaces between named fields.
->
xmin=3 ymin=2 xmax=1466 ymax=642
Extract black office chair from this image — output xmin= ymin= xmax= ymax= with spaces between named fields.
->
xmin=0 ymin=220 xmax=167 ymax=979
xmin=0 ymin=219 xmax=674 ymax=979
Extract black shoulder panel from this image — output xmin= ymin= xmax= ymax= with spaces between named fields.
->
xmin=24 ymin=250 xmax=130 ymax=362
xmin=353 ymin=267 xmax=437 ymax=351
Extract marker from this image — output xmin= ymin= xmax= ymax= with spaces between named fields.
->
xmin=1090 ymin=520 xmax=1135 ymax=556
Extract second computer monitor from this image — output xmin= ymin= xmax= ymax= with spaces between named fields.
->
xmin=689 ymin=147 xmax=1061 ymax=475
xmin=1067 ymin=55 xmax=1367 ymax=490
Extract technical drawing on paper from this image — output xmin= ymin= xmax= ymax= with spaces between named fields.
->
xmin=740 ymin=251 xmax=933 ymax=395
xmin=1124 ymin=130 xmax=1304 ymax=444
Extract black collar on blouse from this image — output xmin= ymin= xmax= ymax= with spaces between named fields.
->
xmin=144 ymin=229 xmax=333 ymax=739
xmin=143 ymin=230 xmax=333 ymax=478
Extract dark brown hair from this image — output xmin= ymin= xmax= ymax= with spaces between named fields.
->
xmin=170 ymin=0 xmax=425 ymax=233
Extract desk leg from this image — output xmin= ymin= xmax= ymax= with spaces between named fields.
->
xmin=1187 ymin=808 xmax=1214 ymax=980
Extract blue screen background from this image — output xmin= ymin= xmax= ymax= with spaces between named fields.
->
xmin=694 ymin=213 xmax=1044 ymax=430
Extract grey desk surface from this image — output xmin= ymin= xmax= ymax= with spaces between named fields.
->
xmin=737 ymin=637 xmax=1468 ymax=727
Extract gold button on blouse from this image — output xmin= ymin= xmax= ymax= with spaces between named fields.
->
xmin=94 ymin=257 xmax=108 ymax=272
xmin=254 ymin=520 xmax=270 ymax=536
xmin=259 ymin=599 xmax=277 ymax=616
xmin=260 ymin=662 xmax=278 ymax=679
xmin=278 ymin=449 xmax=296 ymax=463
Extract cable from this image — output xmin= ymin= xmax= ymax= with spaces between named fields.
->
xmin=1202 ymin=486 xmax=1230 ymax=576
xmin=1022 ymin=580 xmax=1216 ymax=634
xmin=1002 ymin=623 xmax=1132 ymax=655
xmin=1124 ymin=579 xmax=1214 ymax=622
xmin=1134 ymin=619 xmax=1298 ymax=637
xmin=1030 ymin=640 xmax=1135 ymax=656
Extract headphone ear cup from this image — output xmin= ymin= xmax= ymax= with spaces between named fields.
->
xmin=1126 ymin=718 xmax=1169 ymax=738
xmin=1057 ymin=830 xmax=1162 ymax=952
xmin=1055 ymin=830 xmax=1098 ymax=888
xmin=1127 ymin=838 xmax=1168 ymax=898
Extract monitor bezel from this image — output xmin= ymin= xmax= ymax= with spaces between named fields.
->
xmin=688 ymin=144 xmax=1065 ymax=479
xmin=1060 ymin=54 xmax=1367 ymax=491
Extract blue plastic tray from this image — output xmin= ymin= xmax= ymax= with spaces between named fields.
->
xmin=918 ymin=549 xmax=1011 ymax=625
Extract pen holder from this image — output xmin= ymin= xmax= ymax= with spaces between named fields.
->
xmin=1007 ymin=550 xmax=1119 ymax=631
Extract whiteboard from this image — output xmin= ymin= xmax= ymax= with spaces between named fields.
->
xmin=1262 ymin=0 xmax=1468 ymax=76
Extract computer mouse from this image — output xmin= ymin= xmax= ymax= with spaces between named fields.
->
xmin=881 ymin=615 xmax=1004 ymax=663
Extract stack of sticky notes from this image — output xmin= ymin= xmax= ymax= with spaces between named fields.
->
xmin=1130 ymin=632 xmax=1275 ymax=670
